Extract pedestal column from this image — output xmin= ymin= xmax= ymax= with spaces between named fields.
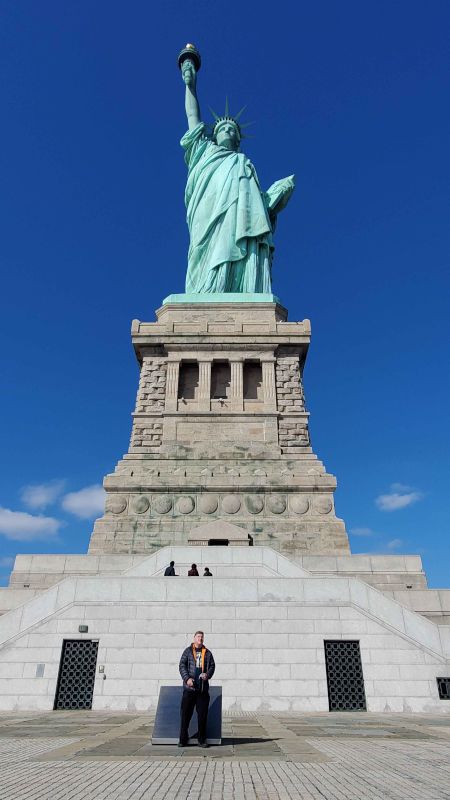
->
xmin=198 ymin=360 xmax=212 ymax=411
xmin=230 ymin=359 xmax=244 ymax=412
xmin=165 ymin=360 xmax=180 ymax=412
xmin=261 ymin=358 xmax=277 ymax=411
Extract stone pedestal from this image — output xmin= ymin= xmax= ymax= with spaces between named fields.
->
xmin=88 ymin=300 xmax=349 ymax=557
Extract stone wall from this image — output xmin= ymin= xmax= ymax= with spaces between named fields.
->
xmin=6 ymin=548 xmax=431 ymax=597
xmin=134 ymin=357 xmax=167 ymax=413
xmin=99 ymin=492 xmax=338 ymax=521
xmin=276 ymin=354 xmax=305 ymax=413
xmin=0 ymin=570 xmax=448 ymax=712
xmin=130 ymin=356 xmax=166 ymax=451
xmin=90 ymin=303 xmax=348 ymax=556
xmin=278 ymin=419 xmax=310 ymax=451
xmin=130 ymin=420 xmax=163 ymax=450
xmin=275 ymin=351 xmax=310 ymax=452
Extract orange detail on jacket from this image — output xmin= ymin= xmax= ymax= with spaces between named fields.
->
xmin=192 ymin=644 xmax=206 ymax=672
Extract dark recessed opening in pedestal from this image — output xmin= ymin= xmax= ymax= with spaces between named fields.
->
xmin=211 ymin=361 xmax=230 ymax=399
xmin=178 ymin=361 xmax=199 ymax=399
xmin=243 ymin=361 xmax=263 ymax=400
xmin=208 ymin=539 xmax=229 ymax=546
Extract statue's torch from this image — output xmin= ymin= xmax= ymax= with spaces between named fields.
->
xmin=177 ymin=43 xmax=201 ymax=72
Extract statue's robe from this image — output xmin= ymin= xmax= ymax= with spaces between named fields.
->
xmin=181 ymin=123 xmax=274 ymax=294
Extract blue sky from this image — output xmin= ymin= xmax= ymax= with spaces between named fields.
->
xmin=0 ymin=1 xmax=449 ymax=587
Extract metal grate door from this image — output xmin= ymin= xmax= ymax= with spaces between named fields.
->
xmin=324 ymin=640 xmax=367 ymax=712
xmin=54 ymin=639 xmax=99 ymax=710
xmin=437 ymin=677 xmax=450 ymax=699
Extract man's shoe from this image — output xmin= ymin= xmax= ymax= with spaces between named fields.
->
xmin=178 ymin=741 xmax=187 ymax=747
xmin=198 ymin=741 xmax=209 ymax=748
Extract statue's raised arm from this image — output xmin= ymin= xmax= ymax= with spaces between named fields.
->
xmin=178 ymin=44 xmax=201 ymax=130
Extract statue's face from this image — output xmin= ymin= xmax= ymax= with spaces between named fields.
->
xmin=215 ymin=121 xmax=240 ymax=151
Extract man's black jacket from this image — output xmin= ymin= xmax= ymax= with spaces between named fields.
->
xmin=179 ymin=645 xmax=215 ymax=691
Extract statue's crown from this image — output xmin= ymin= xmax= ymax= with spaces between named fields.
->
xmin=212 ymin=115 xmax=242 ymax=140
xmin=210 ymin=100 xmax=252 ymax=141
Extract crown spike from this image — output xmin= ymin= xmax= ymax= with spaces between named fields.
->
xmin=234 ymin=105 xmax=247 ymax=121
xmin=209 ymin=106 xmax=220 ymax=121
xmin=224 ymin=96 xmax=229 ymax=117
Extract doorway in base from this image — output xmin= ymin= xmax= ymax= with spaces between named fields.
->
xmin=54 ymin=639 xmax=99 ymax=710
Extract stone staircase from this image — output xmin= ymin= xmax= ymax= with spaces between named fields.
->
xmin=0 ymin=546 xmax=449 ymax=712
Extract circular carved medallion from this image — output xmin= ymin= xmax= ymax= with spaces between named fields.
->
xmin=105 ymin=496 xmax=127 ymax=515
xmin=176 ymin=496 xmax=195 ymax=514
xmin=153 ymin=495 xmax=173 ymax=514
xmin=222 ymin=494 xmax=241 ymax=514
xmin=267 ymin=495 xmax=286 ymax=514
xmin=199 ymin=495 xmax=218 ymax=514
xmin=291 ymin=496 xmax=310 ymax=515
xmin=315 ymin=497 xmax=333 ymax=515
xmin=245 ymin=495 xmax=264 ymax=514
xmin=132 ymin=495 xmax=150 ymax=514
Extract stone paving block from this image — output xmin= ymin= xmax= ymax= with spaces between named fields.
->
xmin=287 ymin=605 xmax=340 ymax=619
xmin=264 ymin=679 xmax=320 ymax=697
xmin=211 ymin=619 xmax=261 ymax=634
xmin=261 ymin=619 xmax=314 ymax=634
xmin=213 ymin=648 xmax=263 ymax=665
xmin=26 ymin=634 xmax=61 ymax=649
xmin=83 ymin=604 xmax=139 ymax=620
xmin=289 ymin=664 xmax=326 ymax=680
xmin=236 ymin=605 xmax=288 ymax=619
xmin=262 ymin=648 xmax=319 ymax=664
xmin=101 ymin=678 xmax=159 ymax=696
xmin=105 ymin=647 xmax=161 ymax=664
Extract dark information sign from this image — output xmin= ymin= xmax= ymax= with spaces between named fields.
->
xmin=152 ymin=686 xmax=222 ymax=745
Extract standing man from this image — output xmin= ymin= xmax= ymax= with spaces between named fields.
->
xmin=178 ymin=630 xmax=215 ymax=747
xmin=164 ymin=561 xmax=176 ymax=576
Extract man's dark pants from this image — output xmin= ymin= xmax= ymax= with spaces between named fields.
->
xmin=179 ymin=688 xmax=210 ymax=744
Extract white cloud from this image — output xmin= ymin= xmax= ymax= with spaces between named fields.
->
xmin=61 ymin=485 xmax=105 ymax=519
xmin=21 ymin=480 xmax=66 ymax=510
xmin=375 ymin=484 xmax=423 ymax=512
xmin=387 ymin=538 xmax=403 ymax=551
xmin=0 ymin=507 xmax=63 ymax=541
xmin=350 ymin=527 xmax=375 ymax=537
xmin=0 ymin=556 xmax=14 ymax=568
xmin=390 ymin=483 xmax=413 ymax=493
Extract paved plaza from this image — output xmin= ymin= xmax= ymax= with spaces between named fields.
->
xmin=0 ymin=711 xmax=449 ymax=799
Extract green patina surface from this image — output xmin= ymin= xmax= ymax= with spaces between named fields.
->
xmin=162 ymin=292 xmax=281 ymax=306
xmin=179 ymin=49 xmax=294 ymax=301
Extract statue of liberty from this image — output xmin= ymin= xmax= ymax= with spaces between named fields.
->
xmin=178 ymin=44 xmax=295 ymax=295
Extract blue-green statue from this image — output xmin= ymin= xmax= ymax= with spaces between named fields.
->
xmin=179 ymin=45 xmax=295 ymax=295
